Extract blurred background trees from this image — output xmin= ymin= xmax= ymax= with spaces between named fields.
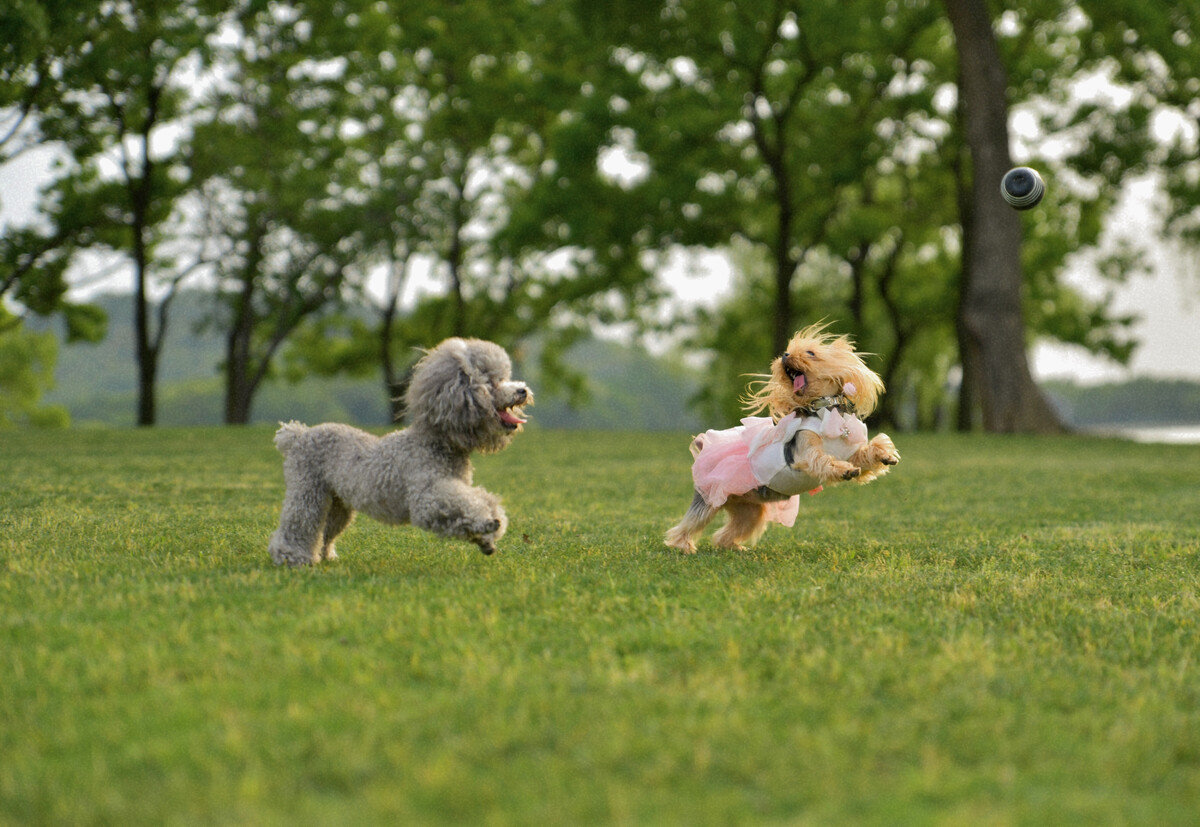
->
xmin=1 ymin=0 xmax=1196 ymax=430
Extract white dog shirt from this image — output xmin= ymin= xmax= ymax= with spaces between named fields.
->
xmin=747 ymin=408 xmax=867 ymax=495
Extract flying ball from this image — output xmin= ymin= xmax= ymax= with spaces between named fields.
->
xmin=1000 ymin=166 xmax=1045 ymax=210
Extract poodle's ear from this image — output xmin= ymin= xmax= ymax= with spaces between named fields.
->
xmin=440 ymin=364 xmax=489 ymax=427
xmin=405 ymin=339 xmax=491 ymax=436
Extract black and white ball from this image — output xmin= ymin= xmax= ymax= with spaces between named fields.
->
xmin=1000 ymin=167 xmax=1045 ymax=210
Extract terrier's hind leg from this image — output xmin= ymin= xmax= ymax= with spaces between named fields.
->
xmin=665 ymin=490 xmax=719 ymax=554
xmin=269 ymin=480 xmax=332 ymax=567
xmin=320 ymin=497 xmax=354 ymax=561
xmin=711 ymin=497 xmax=769 ymax=550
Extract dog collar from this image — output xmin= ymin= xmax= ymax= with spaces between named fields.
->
xmin=798 ymin=395 xmax=856 ymax=417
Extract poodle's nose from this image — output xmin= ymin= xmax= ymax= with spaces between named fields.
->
xmin=515 ymin=386 xmax=528 ymax=402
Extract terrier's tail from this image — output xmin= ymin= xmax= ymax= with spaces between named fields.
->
xmin=274 ymin=421 xmax=308 ymax=456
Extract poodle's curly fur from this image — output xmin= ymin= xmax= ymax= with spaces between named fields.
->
xmin=267 ymin=337 xmax=532 ymax=566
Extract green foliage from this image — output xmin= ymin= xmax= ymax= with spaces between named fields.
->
xmin=1 ymin=0 xmax=228 ymax=424
xmin=0 ymin=226 xmax=73 ymax=316
xmin=557 ymin=0 xmax=1194 ymax=428
xmin=0 ymin=307 xmax=69 ymax=427
xmin=2 ymin=428 xmax=1200 ymax=823
xmin=282 ymin=0 xmax=638 ymax=399
xmin=0 ymin=0 xmax=48 ymax=66
xmin=3 ymin=0 xmax=1199 ymax=431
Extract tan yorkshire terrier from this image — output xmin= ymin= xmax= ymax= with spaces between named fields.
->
xmin=664 ymin=323 xmax=900 ymax=553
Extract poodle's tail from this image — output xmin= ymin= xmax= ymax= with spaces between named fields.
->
xmin=274 ymin=421 xmax=308 ymax=456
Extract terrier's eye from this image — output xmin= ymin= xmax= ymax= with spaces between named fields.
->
xmin=805 ymin=350 xmax=816 ymax=357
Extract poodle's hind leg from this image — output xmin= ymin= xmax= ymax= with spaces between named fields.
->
xmin=711 ymin=496 xmax=769 ymax=550
xmin=268 ymin=479 xmax=332 ymax=567
xmin=664 ymin=490 xmax=719 ymax=554
xmin=319 ymin=497 xmax=354 ymax=561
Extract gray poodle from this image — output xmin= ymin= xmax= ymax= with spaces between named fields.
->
xmin=267 ymin=337 xmax=532 ymax=566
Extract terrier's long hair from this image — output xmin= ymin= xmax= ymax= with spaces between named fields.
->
xmin=742 ymin=322 xmax=884 ymax=420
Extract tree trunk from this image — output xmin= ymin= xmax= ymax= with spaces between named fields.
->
xmin=131 ymin=150 xmax=157 ymax=427
xmin=129 ymin=81 xmax=166 ymax=427
xmin=223 ymin=231 xmax=262 ymax=426
xmin=944 ymin=0 xmax=1064 ymax=434
xmin=133 ymin=253 xmax=157 ymax=427
xmin=223 ymin=277 xmax=255 ymax=426
xmin=772 ymin=198 xmax=795 ymax=358
xmin=447 ymin=174 xmax=468 ymax=339
xmin=379 ymin=256 xmax=412 ymax=422
xmin=380 ymin=299 xmax=410 ymax=423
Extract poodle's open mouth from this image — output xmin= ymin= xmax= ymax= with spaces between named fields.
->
xmin=497 ymin=403 xmax=528 ymax=430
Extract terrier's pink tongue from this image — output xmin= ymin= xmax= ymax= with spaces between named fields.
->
xmin=793 ymin=374 xmax=806 ymax=393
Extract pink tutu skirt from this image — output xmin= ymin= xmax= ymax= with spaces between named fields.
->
xmin=690 ymin=417 xmax=801 ymax=527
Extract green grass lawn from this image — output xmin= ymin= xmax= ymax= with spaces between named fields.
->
xmin=2 ymin=426 xmax=1199 ymax=825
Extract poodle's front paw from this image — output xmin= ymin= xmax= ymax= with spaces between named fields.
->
xmin=269 ymin=532 xmax=317 ymax=567
xmin=471 ymin=517 xmax=504 ymax=555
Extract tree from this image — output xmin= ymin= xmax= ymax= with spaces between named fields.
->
xmin=1077 ymin=2 xmax=1199 ymax=243
xmin=1 ymin=1 xmax=109 ymax=419
xmin=550 ymin=0 xmax=971 ymax=424
xmin=188 ymin=1 xmax=363 ymax=424
xmin=306 ymin=0 xmax=548 ymax=418
xmin=2 ymin=0 xmax=222 ymax=425
xmin=7 ymin=0 xmax=1193 ymax=433
xmin=951 ymin=0 xmax=1197 ymax=430
xmin=945 ymin=0 xmax=1064 ymax=432
xmin=283 ymin=0 xmax=647 ymax=416
xmin=566 ymin=0 xmax=1186 ymax=432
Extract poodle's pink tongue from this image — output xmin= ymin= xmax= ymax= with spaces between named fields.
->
xmin=499 ymin=409 xmax=526 ymax=426
xmin=793 ymin=374 xmax=807 ymax=393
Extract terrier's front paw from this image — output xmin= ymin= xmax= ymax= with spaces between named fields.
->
xmin=830 ymin=461 xmax=861 ymax=481
xmin=664 ymin=528 xmax=698 ymax=554
xmin=870 ymin=434 xmax=900 ymax=466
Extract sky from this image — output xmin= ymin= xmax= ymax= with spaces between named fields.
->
xmin=3 ymin=148 xmax=1199 ymax=385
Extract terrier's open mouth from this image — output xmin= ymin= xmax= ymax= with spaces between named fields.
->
xmin=784 ymin=365 xmax=807 ymax=394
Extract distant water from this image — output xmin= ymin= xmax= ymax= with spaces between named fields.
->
xmin=1086 ymin=425 xmax=1200 ymax=444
